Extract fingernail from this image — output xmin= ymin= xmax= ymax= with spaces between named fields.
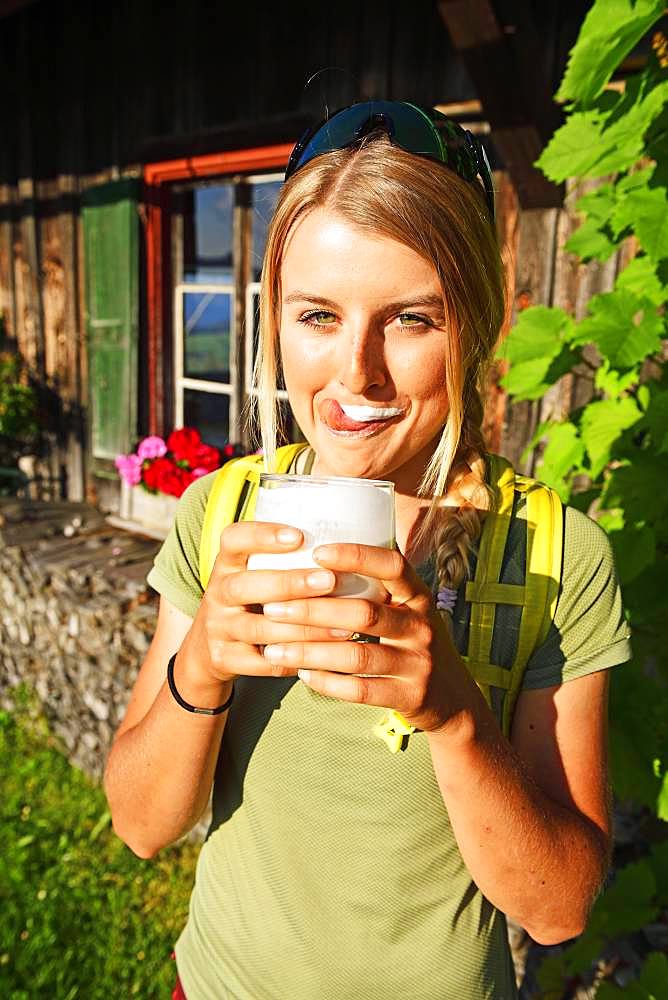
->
xmin=278 ymin=528 xmax=301 ymax=544
xmin=264 ymin=602 xmax=289 ymax=618
xmin=307 ymin=570 xmax=334 ymax=590
xmin=298 ymin=669 xmax=311 ymax=683
xmin=330 ymin=629 xmax=351 ymax=638
xmin=263 ymin=644 xmax=286 ymax=662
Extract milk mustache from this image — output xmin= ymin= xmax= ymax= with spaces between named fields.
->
xmin=247 ymin=475 xmax=396 ymax=601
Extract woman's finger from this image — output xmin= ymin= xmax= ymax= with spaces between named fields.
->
xmin=213 ymin=521 xmax=304 ymax=573
xmin=228 ymin=610 xmax=354 ymax=646
xmin=295 ymin=669 xmax=413 ymax=712
xmin=220 ymin=566 xmax=336 ymax=606
xmin=261 ymin=596 xmax=426 ymax=645
xmin=262 ymin=638 xmax=414 ymax=676
xmin=312 ymin=543 xmax=431 ymax=609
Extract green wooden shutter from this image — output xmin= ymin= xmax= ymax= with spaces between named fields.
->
xmin=82 ymin=178 xmax=139 ymax=461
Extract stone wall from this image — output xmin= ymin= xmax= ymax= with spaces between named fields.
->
xmin=0 ymin=498 xmax=160 ymax=779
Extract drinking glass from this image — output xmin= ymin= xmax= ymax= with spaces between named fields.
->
xmin=247 ymin=473 xmax=396 ymax=603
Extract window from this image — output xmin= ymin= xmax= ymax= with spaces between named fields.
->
xmin=170 ymin=172 xmax=300 ymax=450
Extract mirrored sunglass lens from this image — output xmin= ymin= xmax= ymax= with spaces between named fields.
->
xmin=294 ymin=105 xmax=379 ymax=171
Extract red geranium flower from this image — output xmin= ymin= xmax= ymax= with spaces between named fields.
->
xmin=167 ymin=427 xmax=201 ymax=464
xmin=142 ymin=457 xmax=194 ymax=498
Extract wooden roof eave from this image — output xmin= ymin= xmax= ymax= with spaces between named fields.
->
xmin=438 ymin=0 xmax=564 ymax=209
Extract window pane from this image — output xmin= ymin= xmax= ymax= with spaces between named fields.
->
xmin=183 ymin=390 xmax=230 ymax=450
xmin=183 ymin=184 xmax=234 ymax=284
xmin=183 ymin=291 xmax=231 ymax=383
xmin=251 ymin=180 xmax=282 ymax=281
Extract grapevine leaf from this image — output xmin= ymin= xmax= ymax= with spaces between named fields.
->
xmin=556 ymin=0 xmax=666 ymax=105
xmin=574 ymin=182 xmax=616 ymax=220
xmin=590 ymin=76 xmax=668 ymax=176
xmin=572 ymin=290 xmax=663 ymax=370
xmin=642 ymin=385 xmax=668 ymax=451
xmin=499 ymin=347 xmax=577 ymax=400
xmin=639 ymin=953 xmax=668 ymax=999
xmin=612 ymin=523 xmax=656 ymax=584
xmin=535 ymin=423 xmax=584 ymax=500
xmin=536 ymin=109 xmax=607 ymax=182
xmin=496 ymin=306 xmax=574 ymax=365
xmin=615 ymin=255 xmax=666 ymax=306
xmin=594 ymin=362 xmax=639 ymax=399
xmin=564 ymin=217 xmax=618 ymax=261
xmin=587 ymin=860 xmax=658 ymax=940
xmin=580 ymin=397 xmax=641 ymax=477
xmin=602 ymin=456 xmax=668 ymax=525
xmin=657 ymin=770 xmax=668 ymax=822
xmin=611 ymin=181 xmax=668 ymax=263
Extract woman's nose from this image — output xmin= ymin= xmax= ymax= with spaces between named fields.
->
xmin=338 ymin=327 xmax=387 ymax=394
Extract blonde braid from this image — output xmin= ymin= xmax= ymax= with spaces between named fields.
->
xmin=433 ymin=387 xmax=493 ymax=596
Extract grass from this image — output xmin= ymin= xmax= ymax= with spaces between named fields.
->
xmin=0 ymin=692 xmax=199 ymax=999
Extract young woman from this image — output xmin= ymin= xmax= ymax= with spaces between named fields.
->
xmin=104 ymin=101 xmax=631 ymax=1000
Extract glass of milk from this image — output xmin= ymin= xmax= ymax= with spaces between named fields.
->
xmin=247 ymin=474 xmax=396 ymax=603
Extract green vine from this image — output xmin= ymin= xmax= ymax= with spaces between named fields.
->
xmin=498 ymin=1 xmax=668 ymax=994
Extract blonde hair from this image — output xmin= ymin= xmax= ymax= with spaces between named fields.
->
xmin=249 ymin=134 xmax=505 ymax=592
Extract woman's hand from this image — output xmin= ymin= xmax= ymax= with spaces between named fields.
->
xmin=177 ymin=522 xmax=351 ymax=689
xmin=260 ymin=543 xmax=475 ymax=734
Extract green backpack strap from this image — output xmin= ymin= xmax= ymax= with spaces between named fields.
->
xmin=463 ymin=454 xmax=563 ymax=736
xmin=198 ymin=443 xmax=309 ymax=589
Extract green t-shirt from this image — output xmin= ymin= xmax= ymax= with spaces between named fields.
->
xmin=147 ymin=456 xmax=631 ymax=1000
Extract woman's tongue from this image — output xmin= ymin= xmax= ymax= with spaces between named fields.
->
xmin=321 ymin=399 xmax=381 ymax=432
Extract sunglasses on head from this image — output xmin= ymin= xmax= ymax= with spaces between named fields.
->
xmin=285 ymin=99 xmax=495 ymax=221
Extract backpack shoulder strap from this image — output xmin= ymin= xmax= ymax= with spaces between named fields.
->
xmin=501 ymin=472 xmax=563 ymax=732
xmin=462 ymin=454 xmax=563 ymax=735
xmin=198 ymin=443 xmax=309 ymax=589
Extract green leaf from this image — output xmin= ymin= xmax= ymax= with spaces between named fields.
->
xmin=572 ymin=290 xmax=663 ymax=369
xmin=657 ymin=770 xmax=668 ymax=822
xmin=640 ymin=953 xmax=668 ymax=1000
xmin=535 ymin=422 xmax=584 ymax=500
xmin=564 ymin=216 xmax=618 ymax=261
xmin=587 ymin=859 xmax=659 ymax=940
xmin=556 ymin=0 xmax=666 ymax=105
xmin=615 ymin=255 xmax=666 ymax=306
xmin=612 ymin=522 xmax=656 ymax=584
xmin=592 ymin=76 xmax=668 ymax=176
xmin=497 ymin=306 xmax=574 ymax=365
xmin=595 ymin=362 xmax=639 ymax=399
xmin=536 ymin=109 xmax=607 ymax=182
xmin=580 ymin=396 xmax=641 ymax=477
xmin=500 ymin=347 xmax=577 ymax=401
xmin=574 ymin=182 xmax=616 ymax=220
xmin=602 ymin=454 xmax=668 ymax=524
xmin=612 ymin=180 xmax=668 ymax=263
xmin=643 ymin=385 xmax=668 ymax=451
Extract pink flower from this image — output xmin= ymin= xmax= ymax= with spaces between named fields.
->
xmin=114 ymin=453 xmax=142 ymax=486
xmin=191 ymin=466 xmax=209 ymax=479
xmin=137 ymin=435 xmax=167 ymax=460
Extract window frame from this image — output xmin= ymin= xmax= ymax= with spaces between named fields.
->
xmin=143 ymin=145 xmax=292 ymax=438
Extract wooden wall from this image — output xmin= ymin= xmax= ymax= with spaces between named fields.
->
xmin=0 ymin=0 xmax=599 ymax=500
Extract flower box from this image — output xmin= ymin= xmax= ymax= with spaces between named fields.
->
xmin=116 ymin=479 xmax=179 ymax=539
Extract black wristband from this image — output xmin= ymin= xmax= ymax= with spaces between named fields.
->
xmin=167 ymin=653 xmax=234 ymax=716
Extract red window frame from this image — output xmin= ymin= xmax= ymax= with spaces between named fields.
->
xmin=143 ymin=144 xmax=293 ymax=434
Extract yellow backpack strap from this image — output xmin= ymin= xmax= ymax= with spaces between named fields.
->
xmin=501 ymin=476 xmax=563 ymax=733
xmin=198 ymin=443 xmax=309 ymax=589
xmin=463 ymin=455 xmax=518 ymax=703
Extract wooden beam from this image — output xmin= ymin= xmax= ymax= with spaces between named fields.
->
xmin=438 ymin=0 xmax=563 ymax=209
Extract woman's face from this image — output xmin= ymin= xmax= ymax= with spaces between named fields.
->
xmin=279 ymin=208 xmax=451 ymax=492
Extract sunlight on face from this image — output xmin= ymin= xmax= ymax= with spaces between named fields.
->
xmin=279 ymin=208 xmax=451 ymax=491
